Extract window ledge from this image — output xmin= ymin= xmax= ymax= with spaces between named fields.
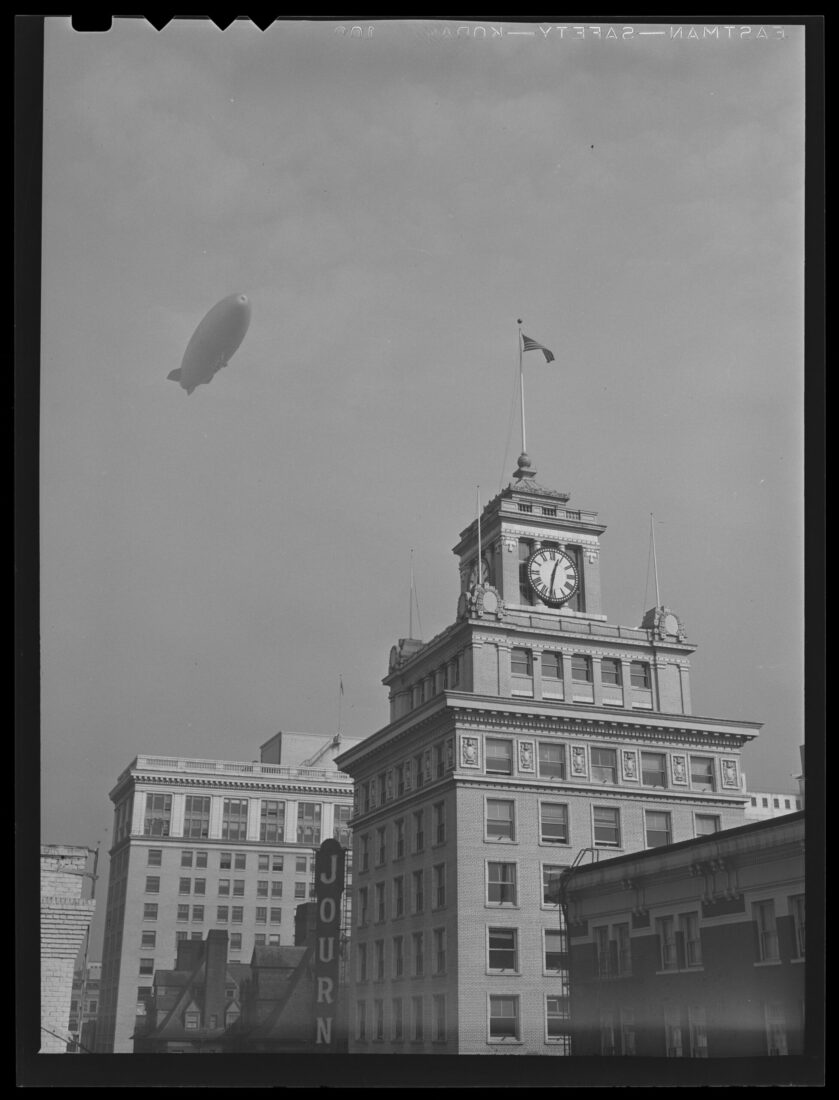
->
xmin=754 ymin=959 xmax=782 ymax=967
xmin=488 ymin=1039 xmax=524 ymax=1046
xmin=790 ymin=956 xmax=805 ymax=964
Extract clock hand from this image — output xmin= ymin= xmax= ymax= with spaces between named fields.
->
xmin=550 ymin=560 xmax=559 ymax=594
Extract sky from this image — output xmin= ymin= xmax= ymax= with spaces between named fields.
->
xmin=38 ymin=18 xmax=805 ymax=955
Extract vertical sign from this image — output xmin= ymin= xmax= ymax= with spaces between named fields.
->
xmin=313 ymin=838 xmax=346 ymax=1047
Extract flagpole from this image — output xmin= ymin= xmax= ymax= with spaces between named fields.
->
xmin=409 ymin=549 xmax=414 ymax=638
xmin=476 ymin=485 xmax=482 ymax=585
xmin=650 ymin=513 xmax=661 ymax=608
xmin=338 ymin=675 xmax=343 ymax=735
xmin=517 ymin=319 xmax=526 ymax=454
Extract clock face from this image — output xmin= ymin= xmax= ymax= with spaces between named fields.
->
xmin=526 ymin=547 xmax=578 ymax=607
xmin=662 ymin=613 xmax=679 ymax=636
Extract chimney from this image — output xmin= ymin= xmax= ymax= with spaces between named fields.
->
xmin=203 ymin=930 xmax=229 ymax=1031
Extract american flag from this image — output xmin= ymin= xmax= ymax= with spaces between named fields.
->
xmin=521 ymin=334 xmax=555 ymax=363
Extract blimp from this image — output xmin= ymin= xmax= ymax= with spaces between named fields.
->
xmin=167 ymin=293 xmax=252 ymax=394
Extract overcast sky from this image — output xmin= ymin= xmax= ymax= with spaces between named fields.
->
xmin=39 ymin=19 xmax=805 ymax=953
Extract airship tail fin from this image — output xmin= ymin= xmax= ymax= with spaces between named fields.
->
xmin=167 ymin=369 xmax=182 ymax=383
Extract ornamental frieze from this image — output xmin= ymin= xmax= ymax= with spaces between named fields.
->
xmin=501 ymin=524 xmax=601 ymax=546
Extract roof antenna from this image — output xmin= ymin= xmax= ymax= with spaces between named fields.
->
xmin=409 ymin=550 xmax=423 ymax=640
xmin=651 ymin=512 xmax=662 ymax=609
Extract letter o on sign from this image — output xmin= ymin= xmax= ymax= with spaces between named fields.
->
xmin=319 ymin=897 xmax=337 ymax=923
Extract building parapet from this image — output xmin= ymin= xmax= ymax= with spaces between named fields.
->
xmin=115 ymin=754 xmax=352 ymax=789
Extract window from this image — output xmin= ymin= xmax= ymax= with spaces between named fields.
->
xmin=360 ymin=834 xmax=370 ymax=872
xmin=392 ymin=998 xmax=404 ymax=1041
xmin=377 ymin=773 xmax=387 ymax=804
xmin=433 ymin=802 xmax=446 ymax=844
xmin=432 ymin=864 xmax=446 ymax=909
xmin=542 ymin=865 xmax=565 ymax=906
xmin=518 ymin=539 xmax=535 ymax=604
xmin=762 ymin=797 xmax=769 ymax=807
xmin=217 ymin=906 xmax=229 ymax=922
xmin=222 ymin=798 xmax=249 ymax=841
xmin=538 ymin=742 xmax=566 ymax=779
xmin=630 ymin=661 xmax=651 ymax=689
xmin=393 ymin=935 xmax=404 ymax=978
xmin=257 ymin=880 xmax=269 ymax=897
xmin=376 ymin=827 xmax=387 ymax=865
xmin=765 ymin=1002 xmax=788 ymax=1056
xmin=179 ymin=877 xmax=191 ymax=894
xmin=194 ymin=878 xmax=206 ymax=895
xmin=192 ymin=905 xmax=204 ymax=921
xmin=295 ymin=856 xmax=308 ymax=873
xmin=486 ymin=798 xmax=515 ymax=841
xmin=751 ymin=797 xmax=757 ymax=806
xmin=665 ymin=1007 xmax=684 ymax=1057
xmin=784 ymin=799 xmax=791 ymax=809
xmin=615 ymin=923 xmax=631 ymax=976
xmin=544 ymin=928 xmax=567 ymax=973
xmin=412 ymin=870 xmax=424 ymax=914
xmin=690 ymin=756 xmax=715 ymax=792
xmin=196 ymin=851 xmax=207 ymax=868
xmin=433 ymin=928 xmax=447 ymax=974
xmin=773 ymin=798 xmax=780 ymax=808
xmin=645 ymin=810 xmax=672 ymax=848
xmin=488 ymin=928 xmax=518 ymax=972
xmin=595 ymin=926 xmax=612 ymax=977
xmin=547 ymin=996 xmax=571 ymax=1050
xmin=147 ymin=849 xmax=162 ymax=866
xmin=413 ymin=810 xmax=425 ymax=852
xmin=230 ymin=933 xmax=242 ymax=952
xmin=143 ymin=793 xmax=172 ymax=837
xmin=489 ymin=995 xmax=519 ymax=1041
xmin=394 ymin=819 xmax=405 ymax=859
xmin=600 ymin=1011 xmax=617 ymax=1055
xmin=435 ymin=744 xmax=445 ymax=778
xmin=656 ymin=917 xmax=677 ymax=971
xmin=393 ymin=876 xmax=405 ymax=918
xmin=486 ymin=738 xmax=514 ymax=774
xmin=256 ymin=906 xmax=267 ymax=923
xmin=394 ymin=764 xmax=405 ymax=797
xmin=271 ymin=881 xmax=283 ymax=898
xmin=572 ymin=655 xmax=592 ymax=683
xmin=226 ymin=905 xmax=241 ymax=923
xmin=268 ymin=934 xmax=280 ymax=946
xmin=183 ymin=796 xmax=210 ymax=838
xmin=487 ymin=862 xmax=517 ymax=906
xmin=254 ymin=933 xmax=266 ymax=947
xmin=374 ymin=940 xmax=385 ymax=982
xmin=641 ymin=751 xmax=667 ymax=788
xmin=511 ymin=648 xmax=533 ymax=677
xmin=297 ymin=802 xmax=322 ymax=845
xmin=414 ymin=753 xmax=425 ymax=789
xmin=412 ymin=996 xmax=424 ymax=1041
xmin=591 ymin=747 xmax=617 ymax=784
xmin=143 ymin=903 xmax=158 ymax=920
xmin=260 ymin=800 xmax=285 ymax=843
xmin=790 ymin=894 xmax=805 ymax=958
xmin=695 ymin=814 xmax=720 ymax=836
xmin=620 ymin=1008 xmax=636 ymax=1056
xmin=356 ymin=1001 xmax=367 ymax=1041
xmin=432 ymin=995 xmax=447 ymax=1043
xmin=688 ymin=1006 xmax=708 ymax=1058
xmin=593 ymin=806 xmax=621 ymax=847
xmin=356 ymin=942 xmax=368 ymax=982
xmin=258 ymin=854 xmax=269 ymax=872
xmin=141 ymin=931 xmax=156 ymax=949
xmin=145 ymin=876 xmax=160 ymax=894
xmin=357 ymin=887 xmax=369 ymax=927
xmin=218 ymin=879 xmax=231 ymax=896
xmin=542 ymin=651 xmax=562 ymax=681
xmin=270 ymin=907 xmax=281 ymax=924
xmin=375 ymin=882 xmax=386 ymax=922
xmin=333 ymin=803 xmax=352 ymax=845
xmin=681 ymin=912 xmax=702 ymax=967
xmin=412 ymin=932 xmax=424 ymax=977
xmin=601 ymin=658 xmax=622 ymax=685
xmin=294 ymin=882 xmax=306 ymax=899
xmin=754 ymin=900 xmax=779 ymax=961
xmin=139 ymin=958 xmax=155 ymax=976
xmin=177 ymin=904 xmax=190 ymax=922
xmin=220 ymin=852 xmax=232 ymax=869
xmin=540 ymin=802 xmax=569 ymax=844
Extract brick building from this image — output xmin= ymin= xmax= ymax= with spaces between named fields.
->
xmin=40 ymin=844 xmax=96 ymax=1053
xmin=563 ymin=812 xmax=805 ymax=1057
xmin=336 ymin=454 xmax=760 ymax=1055
xmin=95 ymin=731 xmax=358 ymax=1052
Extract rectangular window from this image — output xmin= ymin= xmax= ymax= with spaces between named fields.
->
xmin=540 ymin=802 xmax=569 ymax=844
xmin=645 ymin=810 xmax=672 ymax=848
xmin=254 ymin=933 xmax=266 ymax=947
xmin=486 ymin=798 xmax=515 ymax=841
xmin=229 ymin=879 xmax=244 ymax=897
xmin=139 ymin=958 xmax=155 ymax=976
xmin=295 ymin=856 xmax=308 ymax=872
xmin=754 ymin=900 xmax=780 ymax=961
xmin=412 ymin=869 xmax=424 ymax=914
xmin=489 ymin=995 xmax=519 ymax=1041
xmin=695 ymin=814 xmax=721 ymax=837
xmin=435 ymin=744 xmax=445 ymax=778
xmin=193 ymin=878 xmax=206 ymax=895
xmin=630 ymin=661 xmax=651 ymax=689
xmin=177 ymin=904 xmax=190 ymax=922
xmin=690 ymin=756 xmax=715 ymax=791
xmin=432 ymin=995 xmax=447 ymax=1043
xmin=333 ymin=803 xmax=352 ymax=845
xmin=143 ymin=903 xmax=158 ymax=920
xmin=432 ymin=864 xmax=446 ymax=909
xmin=375 ymin=882 xmax=386 ymax=923
xmin=294 ymin=882 xmax=306 ymax=899
xmin=220 ymin=852 xmax=232 ymax=869
xmin=765 ymin=1002 xmax=788 ymax=1056
xmin=593 ymin=806 xmax=621 ymax=847
xmin=487 ymin=862 xmax=517 ymax=906
xmin=601 ymin=657 xmax=622 ymax=686
xmin=195 ymin=851 xmax=207 ymax=869
xmin=486 ymin=738 xmax=514 ymax=774
xmin=216 ymin=906 xmax=229 ymax=922
xmin=229 ymin=932 xmax=242 ymax=952
xmin=413 ymin=810 xmax=425 ymax=853
xmin=178 ymin=877 xmax=191 ymax=895
xmin=393 ymin=876 xmax=405 ymax=918
xmin=688 ymin=1006 xmax=709 ymax=1058
xmin=376 ymin=827 xmax=387 ymax=865
xmin=257 ymin=880 xmax=269 ymax=897
xmin=259 ymin=800 xmax=285 ymax=843
xmin=255 ymin=907 xmax=267 ymax=924
xmin=591 ymin=747 xmax=617 ymax=784
xmin=218 ymin=879 xmax=230 ymax=896
xmin=542 ymin=651 xmax=562 ymax=680
xmin=538 ymin=742 xmax=566 ymax=779
xmin=228 ymin=905 xmax=242 ymax=923
xmin=488 ymin=927 xmax=518 ymax=972
xmin=433 ymin=927 xmax=447 ymax=974
xmin=790 ymin=894 xmax=805 ymax=958
xmin=600 ymin=1011 xmax=617 ymax=1056
xmin=234 ymin=854 xmax=246 ymax=872
xmin=412 ymin=932 xmax=424 ymax=977
xmin=414 ymin=754 xmax=425 ymax=789
xmin=615 ymin=923 xmax=631 ymax=976
xmin=270 ymin=907 xmax=281 ymax=924
xmin=394 ymin=818 xmax=405 ymax=859
xmin=433 ymin=801 xmax=446 ymax=844
xmin=374 ymin=940 xmax=385 ymax=982
xmin=412 ymin=996 xmax=424 ymax=1041
xmin=595 ymin=925 xmax=611 ymax=977
xmin=141 ymin=931 xmax=156 ymax=948
xmin=357 ymin=886 xmax=368 ymax=927
xmin=641 ymin=751 xmax=667 ymax=788
xmin=145 ymin=876 xmax=160 ymax=893
xmin=143 ymin=793 xmax=172 ymax=837
xmin=271 ymin=881 xmax=283 ymax=898
xmin=657 ymin=917 xmax=677 ymax=971
xmin=393 ymin=935 xmax=404 ymax=978
xmin=297 ymin=802 xmax=322 ymax=845
xmin=147 ymin=849 xmax=162 ymax=866
xmin=192 ymin=905 xmax=204 ymax=922
xmin=268 ymin=934 xmax=280 ymax=946
xmin=181 ymin=850 xmax=194 ymax=867
xmin=392 ymin=998 xmax=403 ymax=1041
xmin=542 ymin=864 xmax=565 ymax=906
xmin=544 ymin=928 xmax=567 ymax=973
xmin=547 ymin=996 xmax=571 ymax=1050
xmin=572 ymin=655 xmax=592 ymax=683
xmin=356 ymin=1001 xmax=367 ymax=1042
xmin=221 ymin=798 xmax=249 ymax=841
xmin=183 ymin=796 xmax=210 ymax=838
xmin=258 ymin=854 xmax=269 ymax=871
xmin=356 ymin=943 xmax=368 ymax=983
xmin=360 ymin=834 xmax=370 ymax=873
xmin=681 ymin=912 xmax=702 ymax=968
xmin=511 ymin=648 xmax=533 ymax=677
